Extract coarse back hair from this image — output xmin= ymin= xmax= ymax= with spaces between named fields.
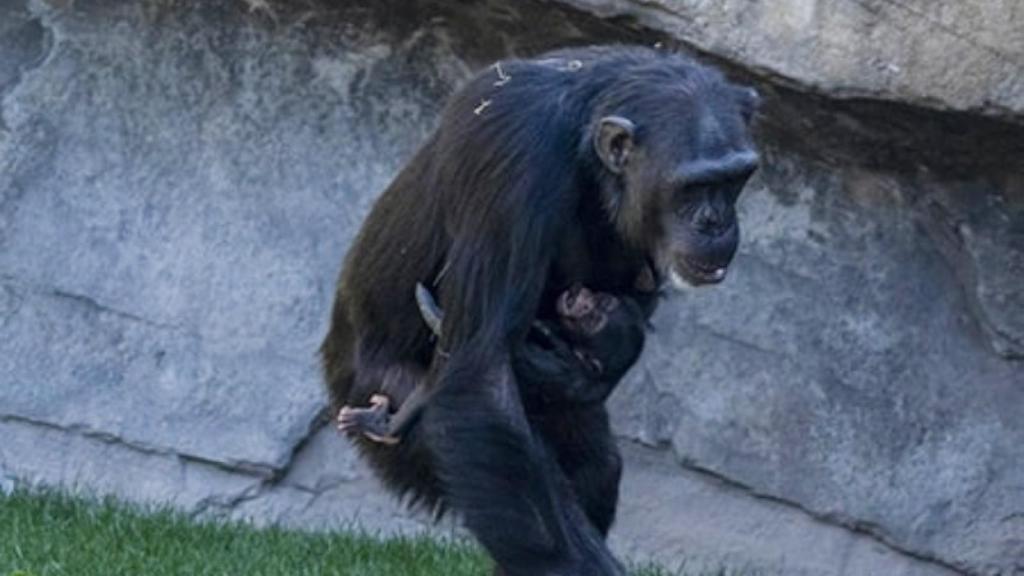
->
xmin=426 ymin=46 xmax=740 ymax=364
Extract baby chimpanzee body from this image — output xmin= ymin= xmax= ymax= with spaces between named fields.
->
xmin=339 ymin=281 xmax=646 ymax=445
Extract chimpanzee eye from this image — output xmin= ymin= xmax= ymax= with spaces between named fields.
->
xmin=674 ymin=185 xmax=695 ymax=200
xmin=724 ymin=172 xmax=754 ymax=202
xmin=673 ymin=184 xmax=703 ymax=216
xmin=724 ymin=179 xmax=746 ymax=203
xmin=673 ymin=194 xmax=691 ymax=217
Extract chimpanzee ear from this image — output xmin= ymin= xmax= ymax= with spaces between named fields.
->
xmin=595 ymin=116 xmax=636 ymax=175
xmin=734 ymin=86 xmax=760 ymax=124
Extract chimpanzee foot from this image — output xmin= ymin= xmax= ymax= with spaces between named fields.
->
xmin=337 ymin=394 xmax=400 ymax=446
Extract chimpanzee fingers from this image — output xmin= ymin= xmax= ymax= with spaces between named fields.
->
xmin=529 ymin=322 xmax=575 ymax=359
xmin=364 ymin=432 xmax=401 ymax=445
xmin=337 ymin=406 xmax=351 ymax=423
xmin=337 ymin=417 xmax=358 ymax=435
xmin=337 ymin=407 xmax=356 ymax=426
xmin=574 ymin=349 xmax=604 ymax=375
xmin=531 ymin=320 xmax=557 ymax=346
xmin=337 ymin=406 xmax=371 ymax=430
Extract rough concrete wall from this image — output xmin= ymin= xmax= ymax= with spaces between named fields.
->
xmin=560 ymin=0 xmax=1024 ymax=119
xmin=0 ymin=1 xmax=1021 ymax=575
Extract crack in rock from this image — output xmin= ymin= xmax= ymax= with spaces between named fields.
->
xmin=0 ymin=274 xmax=189 ymax=334
xmin=0 ymin=411 xmax=312 ymax=481
xmin=915 ymin=195 xmax=1024 ymax=360
xmin=189 ymin=410 xmax=331 ymax=516
xmin=0 ymin=412 xmax=180 ymax=460
xmin=668 ymin=452 xmax=970 ymax=576
xmin=0 ymin=407 xmax=334 ymax=518
xmin=49 ymin=288 xmax=189 ymax=334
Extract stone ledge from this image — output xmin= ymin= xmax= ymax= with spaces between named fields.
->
xmin=555 ymin=0 xmax=1024 ymax=121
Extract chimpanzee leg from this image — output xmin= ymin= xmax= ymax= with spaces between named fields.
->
xmin=544 ymin=406 xmax=623 ymax=537
xmin=484 ymin=407 xmax=623 ymax=576
xmin=335 ymin=350 xmax=428 ymax=446
xmin=422 ymin=358 xmax=624 ymax=576
xmin=345 ymin=349 xmax=422 ymax=405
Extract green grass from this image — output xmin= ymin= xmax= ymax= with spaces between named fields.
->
xmin=0 ymin=489 xmax=682 ymax=576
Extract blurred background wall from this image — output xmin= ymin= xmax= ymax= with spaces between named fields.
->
xmin=1 ymin=1 xmax=1021 ymax=574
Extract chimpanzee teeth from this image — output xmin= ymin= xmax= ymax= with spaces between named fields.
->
xmin=713 ymin=268 xmax=727 ymax=280
xmin=669 ymin=269 xmax=690 ymax=290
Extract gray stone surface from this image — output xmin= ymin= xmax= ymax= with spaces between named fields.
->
xmin=917 ymin=178 xmax=1024 ymax=360
xmin=0 ymin=419 xmax=265 ymax=513
xmin=558 ymin=0 xmax=1024 ymax=120
xmin=0 ymin=0 xmax=1021 ymax=575
xmin=610 ymin=150 xmax=1024 ymax=574
xmin=611 ymin=446 xmax=960 ymax=576
xmin=1 ymin=0 xmax=453 ymax=473
xmin=0 ymin=419 xmax=962 ymax=576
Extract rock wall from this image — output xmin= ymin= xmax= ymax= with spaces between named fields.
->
xmin=1 ymin=1 xmax=1021 ymax=575
xmin=561 ymin=0 xmax=1024 ymax=118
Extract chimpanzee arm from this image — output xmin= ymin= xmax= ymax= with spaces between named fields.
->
xmin=425 ymin=260 xmax=624 ymax=574
xmin=417 ymin=283 xmax=612 ymax=407
xmin=380 ymin=378 xmax=430 ymax=439
xmin=514 ymin=328 xmax=615 ymax=407
xmin=417 ymin=284 xmax=630 ymax=405
xmin=519 ymin=302 xmax=646 ymax=407
xmin=417 ymin=63 xmax=626 ymax=574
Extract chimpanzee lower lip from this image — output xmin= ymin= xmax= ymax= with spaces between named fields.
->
xmin=676 ymin=258 xmax=728 ymax=285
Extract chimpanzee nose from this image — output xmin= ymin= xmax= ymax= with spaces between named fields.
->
xmin=695 ymin=205 xmax=724 ymax=235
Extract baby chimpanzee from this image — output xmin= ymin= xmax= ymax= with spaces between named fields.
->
xmin=338 ymin=281 xmax=646 ymax=445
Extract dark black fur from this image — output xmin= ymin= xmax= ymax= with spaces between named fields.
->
xmin=517 ymin=292 xmax=648 ymax=410
xmin=512 ymin=291 xmax=648 ymax=544
xmin=321 ymin=45 xmax=758 ymax=576
xmin=335 ymin=285 xmax=647 ymax=444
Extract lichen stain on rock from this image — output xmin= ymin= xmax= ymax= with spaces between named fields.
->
xmin=311 ymin=45 xmax=393 ymax=98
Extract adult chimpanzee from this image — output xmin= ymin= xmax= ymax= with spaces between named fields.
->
xmin=320 ymin=45 xmax=759 ymax=576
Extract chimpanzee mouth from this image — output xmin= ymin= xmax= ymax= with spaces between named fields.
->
xmin=670 ymin=258 xmax=728 ymax=288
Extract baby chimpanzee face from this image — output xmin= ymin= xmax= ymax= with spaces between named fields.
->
xmin=555 ymin=283 xmax=645 ymax=379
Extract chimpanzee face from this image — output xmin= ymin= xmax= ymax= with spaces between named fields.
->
xmin=657 ymin=155 xmax=755 ymax=288
xmin=594 ymin=84 xmax=759 ymax=289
